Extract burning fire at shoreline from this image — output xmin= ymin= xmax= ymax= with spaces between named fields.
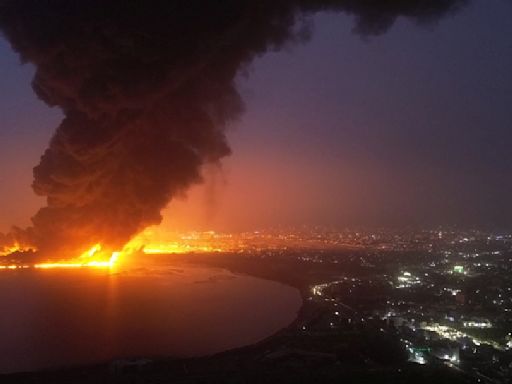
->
xmin=34 ymin=244 xmax=121 ymax=269
xmin=0 ymin=244 xmax=35 ymax=257
xmin=0 ymin=243 xmax=122 ymax=270
xmin=0 ymin=230 xmax=224 ymax=270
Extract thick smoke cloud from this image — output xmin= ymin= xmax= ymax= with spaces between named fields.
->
xmin=0 ymin=0 xmax=467 ymax=258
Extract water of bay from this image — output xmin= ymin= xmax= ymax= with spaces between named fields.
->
xmin=0 ymin=263 xmax=301 ymax=373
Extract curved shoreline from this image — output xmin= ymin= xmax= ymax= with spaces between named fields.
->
xmin=0 ymin=257 xmax=306 ymax=375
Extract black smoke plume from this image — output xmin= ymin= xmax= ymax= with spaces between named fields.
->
xmin=0 ymin=0 xmax=467 ymax=259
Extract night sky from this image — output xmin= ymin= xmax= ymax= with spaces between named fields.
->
xmin=1 ymin=0 xmax=511 ymax=233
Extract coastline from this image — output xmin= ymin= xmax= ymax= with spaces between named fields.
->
xmin=0 ymin=252 xmax=470 ymax=383
xmin=0 ymin=254 xmax=308 ymax=377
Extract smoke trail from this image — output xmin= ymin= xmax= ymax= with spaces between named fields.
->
xmin=0 ymin=0 xmax=467 ymax=258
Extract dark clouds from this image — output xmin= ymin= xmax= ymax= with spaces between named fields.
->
xmin=0 ymin=0 xmax=467 ymax=258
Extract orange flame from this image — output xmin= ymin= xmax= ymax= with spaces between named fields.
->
xmin=0 ymin=242 xmax=36 ymax=256
xmin=1 ymin=229 xmax=227 ymax=271
xmin=34 ymin=244 xmax=122 ymax=269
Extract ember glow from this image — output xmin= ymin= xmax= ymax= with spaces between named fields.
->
xmin=0 ymin=243 xmax=35 ymax=257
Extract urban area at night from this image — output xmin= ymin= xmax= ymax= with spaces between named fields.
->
xmin=5 ymin=227 xmax=511 ymax=383
xmin=161 ymin=227 xmax=512 ymax=382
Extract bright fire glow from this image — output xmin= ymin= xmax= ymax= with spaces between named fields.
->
xmin=0 ymin=265 xmax=30 ymax=270
xmin=143 ymin=243 xmax=220 ymax=254
xmin=133 ymin=228 xmax=225 ymax=254
xmin=0 ymin=243 xmax=35 ymax=256
xmin=1 ymin=229 xmax=227 ymax=271
xmin=34 ymin=244 xmax=122 ymax=269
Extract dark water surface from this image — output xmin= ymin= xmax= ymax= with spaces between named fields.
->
xmin=0 ymin=264 xmax=301 ymax=373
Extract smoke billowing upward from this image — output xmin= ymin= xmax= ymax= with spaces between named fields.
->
xmin=0 ymin=0 xmax=467 ymax=258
